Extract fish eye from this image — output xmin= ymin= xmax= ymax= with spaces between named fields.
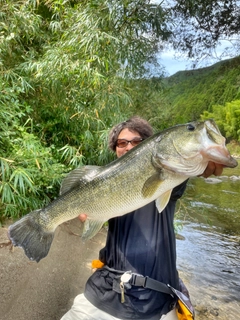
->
xmin=187 ymin=123 xmax=195 ymax=131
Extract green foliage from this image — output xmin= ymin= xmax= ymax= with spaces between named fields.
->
xmin=0 ymin=81 xmax=66 ymax=220
xmin=226 ymin=140 xmax=240 ymax=156
xmin=127 ymin=78 xmax=170 ymax=131
xmin=0 ymin=0 xmax=168 ymax=220
xmin=201 ymin=100 xmax=240 ymax=141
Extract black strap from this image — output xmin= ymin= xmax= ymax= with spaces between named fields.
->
xmin=131 ymin=273 xmax=194 ymax=317
xmin=103 ymin=266 xmax=173 ymax=296
xmin=130 ymin=274 xmax=173 ymax=296
xmin=102 ymin=266 xmax=194 ymax=317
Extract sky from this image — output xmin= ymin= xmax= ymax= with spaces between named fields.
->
xmin=158 ymin=41 xmax=235 ymax=76
xmin=147 ymin=50 xmax=196 ymax=77
xmin=160 ymin=51 xmax=190 ymax=76
xmin=148 ymin=0 xmax=237 ymax=76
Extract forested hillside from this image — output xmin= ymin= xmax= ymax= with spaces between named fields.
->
xmin=129 ymin=56 xmax=240 ymax=142
xmin=162 ymin=56 xmax=240 ymax=124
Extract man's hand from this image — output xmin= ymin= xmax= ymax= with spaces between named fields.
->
xmin=201 ymin=161 xmax=224 ymax=178
xmin=78 ymin=213 xmax=87 ymax=222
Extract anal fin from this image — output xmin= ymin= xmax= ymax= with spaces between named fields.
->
xmin=155 ymin=189 xmax=172 ymax=213
xmin=82 ymin=219 xmax=105 ymax=241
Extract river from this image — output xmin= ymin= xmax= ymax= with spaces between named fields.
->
xmin=176 ymin=161 xmax=240 ymax=319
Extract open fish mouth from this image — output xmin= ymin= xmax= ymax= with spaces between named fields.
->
xmin=200 ymin=121 xmax=238 ymax=168
xmin=200 ymin=144 xmax=238 ymax=168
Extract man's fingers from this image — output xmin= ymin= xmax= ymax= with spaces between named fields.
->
xmin=213 ymin=163 xmax=224 ymax=176
xmin=78 ymin=213 xmax=87 ymax=222
xmin=201 ymin=162 xmax=224 ymax=178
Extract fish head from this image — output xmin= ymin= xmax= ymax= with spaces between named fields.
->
xmin=152 ymin=119 xmax=238 ymax=176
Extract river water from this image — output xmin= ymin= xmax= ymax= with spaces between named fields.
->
xmin=176 ymin=161 xmax=240 ymax=319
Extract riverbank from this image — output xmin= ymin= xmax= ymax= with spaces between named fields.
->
xmin=226 ymin=140 xmax=240 ymax=159
xmin=1 ymin=217 xmax=238 ymax=320
xmin=0 ymin=218 xmax=105 ymax=320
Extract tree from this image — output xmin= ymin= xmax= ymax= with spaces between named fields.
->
xmin=201 ymin=100 xmax=240 ymax=141
xmin=167 ymin=0 xmax=240 ymax=64
xmin=0 ymin=0 xmax=169 ymax=219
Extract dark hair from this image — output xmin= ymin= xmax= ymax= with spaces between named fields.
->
xmin=108 ymin=116 xmax=153 ymax=151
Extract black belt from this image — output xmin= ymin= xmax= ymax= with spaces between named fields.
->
xmin=103 ymin=266 xmax=194 ymax=317
xmin=122 ymin=271 xmax=194 ymax=317
xmin=103 ymin=266 xmax=173 ymax=296
xmin=130 ymin=273 xmax=173 ymax=296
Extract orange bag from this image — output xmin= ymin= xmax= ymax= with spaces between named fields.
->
xmin=169 ymin=286 xmax=195 ymax=320
xmin=176 ymin=299 xmax=194 ymax=320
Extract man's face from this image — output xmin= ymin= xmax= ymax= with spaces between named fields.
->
xmin=116 ymin=128 xmax=142 ymax=158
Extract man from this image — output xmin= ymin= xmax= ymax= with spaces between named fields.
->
xmin=61 ymin=116 xmax=223 ymax=320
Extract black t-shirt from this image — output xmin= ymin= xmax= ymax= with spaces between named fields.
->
xmin=85 ymin=182 xmax=187 ymax=319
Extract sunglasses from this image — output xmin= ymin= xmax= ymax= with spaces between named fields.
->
xmin=116 ymin=137 xmax=143 ymax=148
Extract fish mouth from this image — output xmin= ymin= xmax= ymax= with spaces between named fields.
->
xmin=201 ymin=145 xmax=238 ymax=168
xmin=201 ymin=121 xmax=238 ymax=168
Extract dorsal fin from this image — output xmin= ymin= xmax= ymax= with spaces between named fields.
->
xmin=60 ymin=165 xmax=102 ymax=195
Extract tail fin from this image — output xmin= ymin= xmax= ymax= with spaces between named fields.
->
xmin=8 ymin=210 xmax=54 ymax=262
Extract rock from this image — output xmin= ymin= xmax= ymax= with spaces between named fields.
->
xmin=204 ymin=177 xmax=222 ymax=184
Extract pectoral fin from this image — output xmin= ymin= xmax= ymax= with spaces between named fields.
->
xmin=142 ymin=172 xmax=164 ymax=198
xmin=155 ymin=189 xmax=172 ymax=213
xmin=81 ymin=219 xmax=105 ymax=241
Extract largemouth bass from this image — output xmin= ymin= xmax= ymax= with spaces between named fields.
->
xmin=8 ymin=120 xmax=238 ymax=262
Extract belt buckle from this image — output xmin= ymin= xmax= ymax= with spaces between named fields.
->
xmin=120 ymin=271 xmax=146 ymax=287
xmin=131 ymin=273 xmax=146 ymax=287
xmin=120 ymin=271 xmax=132 ymax=284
